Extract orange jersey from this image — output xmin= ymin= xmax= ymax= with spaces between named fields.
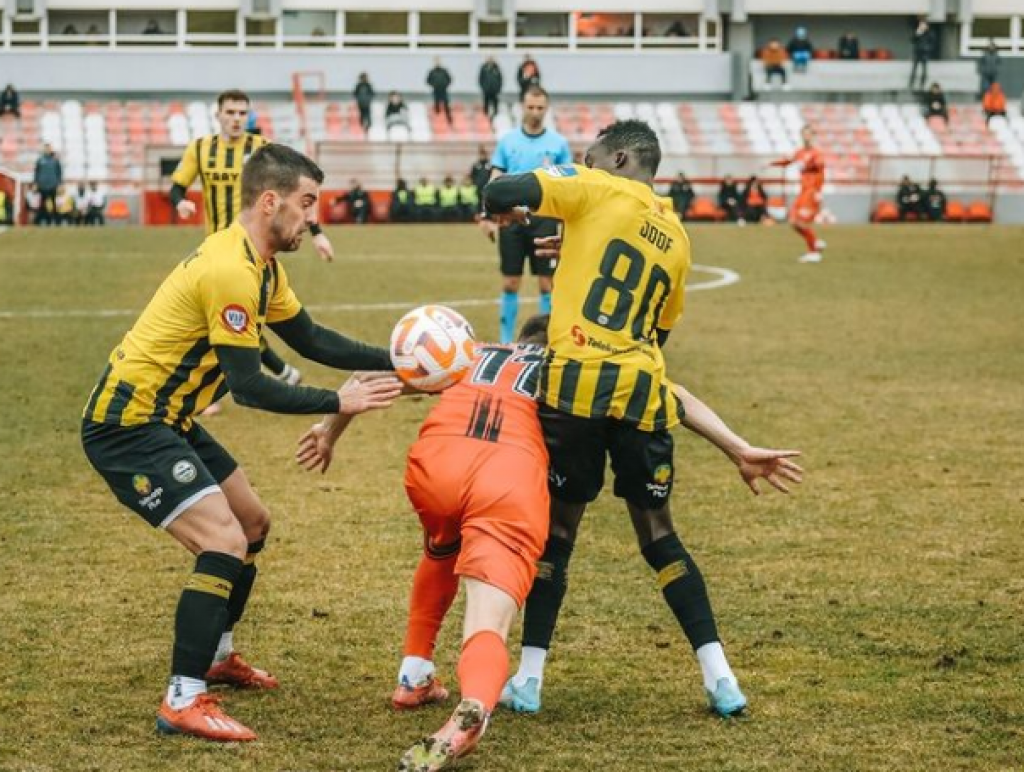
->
xmin=417 ymin=343 xmax=546 ymax=459
xmin=792 ymin=147 xmax=825 ymax=193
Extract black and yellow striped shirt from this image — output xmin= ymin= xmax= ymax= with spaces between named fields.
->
xmin=171 ymin=132 xmax=267 ymax=234
xmin=83 ymin=222 xmax=303 ymax=430
xmin=531 ymin=165 xmax=690 ymax=432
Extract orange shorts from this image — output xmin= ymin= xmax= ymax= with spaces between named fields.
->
xmin=790 ymin=190 xmax=820 ymax=225
xmin=404 ymin=435 xmax=550 ymax=607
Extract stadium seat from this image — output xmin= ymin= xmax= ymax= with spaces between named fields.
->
xmin=872 ymin=200 xmax=899 ymax=223
xmin=107 ymin=198 xmax=131 ymax=222
xmin=688 ymin=198 xmax=723 ymax=222
xmin=944 ymin=201 xmax=966 ymax=222
xmin=966 ymin=201 xmax=993 ymax=223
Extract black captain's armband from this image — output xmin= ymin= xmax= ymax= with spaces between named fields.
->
xmin=309 ymin=222 xmax=323 ymax=237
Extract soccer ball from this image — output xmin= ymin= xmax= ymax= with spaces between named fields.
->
xmin=389 ymin=305 xmax=476 ymax=392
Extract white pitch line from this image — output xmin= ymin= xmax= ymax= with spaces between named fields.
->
xmin=0 ymin=264 xmax=739 ymax=320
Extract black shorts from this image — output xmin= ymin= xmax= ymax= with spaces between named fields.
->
xmin=539 ymin=405 xmax=675 ymax=511
xmin=81 ymin=419 xmax=238 ymax=528
xmin=498 ymin=217 xmax=559 ymax=278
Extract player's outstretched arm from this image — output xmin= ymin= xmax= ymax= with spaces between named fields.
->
xmin=670 ymin=382 xmax=803 ymax=495
xmin=269 ymin=309 xmax=393 ymax=371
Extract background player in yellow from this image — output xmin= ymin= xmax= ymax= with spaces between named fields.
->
xmin=483 ymin=120 xmax=802 ymax=718
xmin=169 ymin=89 xmax=334 ymax=391
xmin=83 ymin=144 xmax=403 ymax=742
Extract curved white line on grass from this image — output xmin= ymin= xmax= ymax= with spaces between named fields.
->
xmin=0 ymin=264 xmax=740 ymax=319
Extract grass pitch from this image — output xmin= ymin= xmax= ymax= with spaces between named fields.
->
xmin=0 ymin=224 xmax=1022 ymax=772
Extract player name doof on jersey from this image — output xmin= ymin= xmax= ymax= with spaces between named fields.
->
xmin=640 ymin=221 xmax=674 ymax=253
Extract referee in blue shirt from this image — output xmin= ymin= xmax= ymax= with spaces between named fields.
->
xmin=481 ymin=86 xmax=572 ymax=343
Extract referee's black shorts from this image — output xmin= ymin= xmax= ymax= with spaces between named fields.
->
xmin=498 ymin=217 xmax=559 ymax=278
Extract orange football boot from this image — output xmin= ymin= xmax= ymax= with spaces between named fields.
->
xmin=156 ymin=694 xmax=257 ymax=742
xmin=206 ymin=652 xmax=279 ymax=689
xmin=392 ymin=676 xmax=450 ymax=711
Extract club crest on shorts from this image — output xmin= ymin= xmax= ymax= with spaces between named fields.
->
xmin=172 ymin=460 xmax=197 ymax=484
xmin=132 ymin=474 xmax=152 ymax=496
xmin=220 ymin=304 xmax=249 ymax=333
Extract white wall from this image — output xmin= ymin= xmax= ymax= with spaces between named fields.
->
xmin=0 ymin=49 xmax=732 ymax=94
xmin=972 ymin=0 xmax=1024 ymax=15
xmin=745 ymin=0 xmax=929 ymax=13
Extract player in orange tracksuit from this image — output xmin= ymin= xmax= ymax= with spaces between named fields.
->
xmin=772 ymin=124 xmax=827 ymax=263
xmin=296 ymin=315 xmax=550 ymax=772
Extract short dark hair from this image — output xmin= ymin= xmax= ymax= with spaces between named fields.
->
xmin=523 ymin=85 xmax=549 ymax=101
xmin=241 ymin=144 xmax=325 ymax=209
xmin=217 ymin=89 xmax=250 ymax=108
xmin=517 ymin=314 xmax=549 ymax=345
xmin=595 ymin=119 xmax=662 ymax=175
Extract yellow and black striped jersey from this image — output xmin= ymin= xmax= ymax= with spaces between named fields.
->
xmin=171 ymin=132 xmax=267 ymax=234
xmin=83 ymin=222 xmax=303 ymax=429
xmin=532 ymin=164 xmax=690 ymax=431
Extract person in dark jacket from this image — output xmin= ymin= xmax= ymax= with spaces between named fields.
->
xmin=896 ymin=175 xmax=923 ymax=220
xmin=923 ymin=82 xmax=948 ymax=124
xmin=390 ymin=179 xmax=414 ymax=223
xmin=516 ymin=54 xmax=541 ymax=100
xmin=924 ymin=179 xmax=946 ymax=221
xmin=668 ymin=172 xmax=695 ymax=219
xmin=741 ymin=175 xmax=768 ymax=223
xmin=718 ymin=175 xmax=742 ymax=222
xmin=0 ymin=84 xmax=20 ymax=118
xmin=910 ymin=19 xmax=933 ymax=91
xmin=354 ymin=73 xmax=374 ymax=133
xmin=426 ymin=58 xmax=453 ymax=125
xmin=469 ymin=145 xmax=492 ymax=203
xmin=33 ymin=143 xmax=62 ymax=226
xmin=479 ymin=57 xmax=503 ymax=119
xmin=339 ymin=179 xmax=371 ymax=224
xmin=977 ymin=40 xmax=1000 ymax=98
xmin=786 ymin=27 xmax=814 ymax=73
xmin=837 ymin=32 xmax=860 ymax=60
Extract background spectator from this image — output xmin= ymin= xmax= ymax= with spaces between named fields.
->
xmin=85 ymin=181 xmax=106 ymax=225
xmin=390 ymin=179 xmax=414 ymax=223
xmin=762 ymin=39 xmax=789 ymax=89
xmin=741 ymin=175 xmax=768 ymax=223
xmin=56 ymin=185 xmax=76 ymax=225
xmin=924 ymin=179 xmax=946 ymax=221
xmin=437 ymin=176 xmax=460 ymax=221
xmin=786 ymin=27 xmax=814 ymax=73
xmin=0 ymin=186 xmax=11 ymax=225
xmin=718 ymin=175 xmax=742 ymax=222
xmin=982 ymin=83 xmax=1007 ymax=125
xmin=143 ymin=18 xmax=163 ymax=35
xmin=665 ymin=19 xmax=689 ymax=37
xmin=517 ymin=54 xmax=541 ymax=99
xmin=479 ymin=57 xmax=503 ymax=120
xmin=458 ymin=175 xmax=479 ymax=222
xmin=910 ymin=19 xmax=933 ymax=91
xmin=33 ymin=144 xmax=62 ymax=226
xmin=977 ymin=40 xmax=1000 ymax=98
xmin=24 ymin=183 xmax=41 ymax=223
xmin=469 ymin=145 xmax=492 ymax=203
xmin=896 ymin=175 xmax=923 ymax=220
xmin=668 ymin=172 xmax=694 ymax=218
xmin=413 ymin=177 xmax=437 ymax=222
xmin=0 ymin=84 xmax=20 ymax=118
xmin=838 ymin=32 xmax=860 ymax=60
xmin=339 ymin=179 xmax=371 ymax=224
xmin=74 ymin=183 xmax=90 ymax=225
xmin=384 ymin=91 xmax=410 ymax=130
xmin=246 ymin=106 xmax=262 ymax=135
xmin=426 ymin=58 xmax=453 ymax=125
xmin=923 ymin=82 xmax=948 ymax=123
xmin=354 ymin=72 xmax=374 ymax=133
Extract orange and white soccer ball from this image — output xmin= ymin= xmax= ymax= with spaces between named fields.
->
xmin=389 ymin=305 xmax=476 ymax=392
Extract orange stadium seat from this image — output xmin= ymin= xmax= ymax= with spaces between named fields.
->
xmin=966 ymin=201 xmax=993 ymax=223
xmin=872 ymin=200 xmax=899 ymax=223
xmin=944 ymin=201 xmax=966 ymax=222
xmin=107 ymin=198 xmax=131 ymax=222
xmin=688 ymin=198 xmax=723 ymax=222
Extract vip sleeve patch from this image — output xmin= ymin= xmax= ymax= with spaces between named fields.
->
xmin=220 ymin=304 xmax=250 ymax=333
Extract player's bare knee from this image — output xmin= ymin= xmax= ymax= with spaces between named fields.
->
xmin=628 ymin=502 xmax=676 ymax=549
xmin=502 ymin=276 xmax=521 ymax=293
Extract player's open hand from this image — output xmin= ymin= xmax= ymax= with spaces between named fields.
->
xmin=533 ymin=234 xmax=562 ymax=260
xmin=735 ymin=447 xmax=803 ymax=495
xmin=296 ymin=423 xmax=334 ymax=474
xmin=478 ymin=217 xmax=500 ymax=243
xmin=337 ymin=374 xmax=403 ymax=415
xmin=312 ymin=232 xmax=335 ymax=262
xmin=176 ymin=200 xmax=196 ymax=220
